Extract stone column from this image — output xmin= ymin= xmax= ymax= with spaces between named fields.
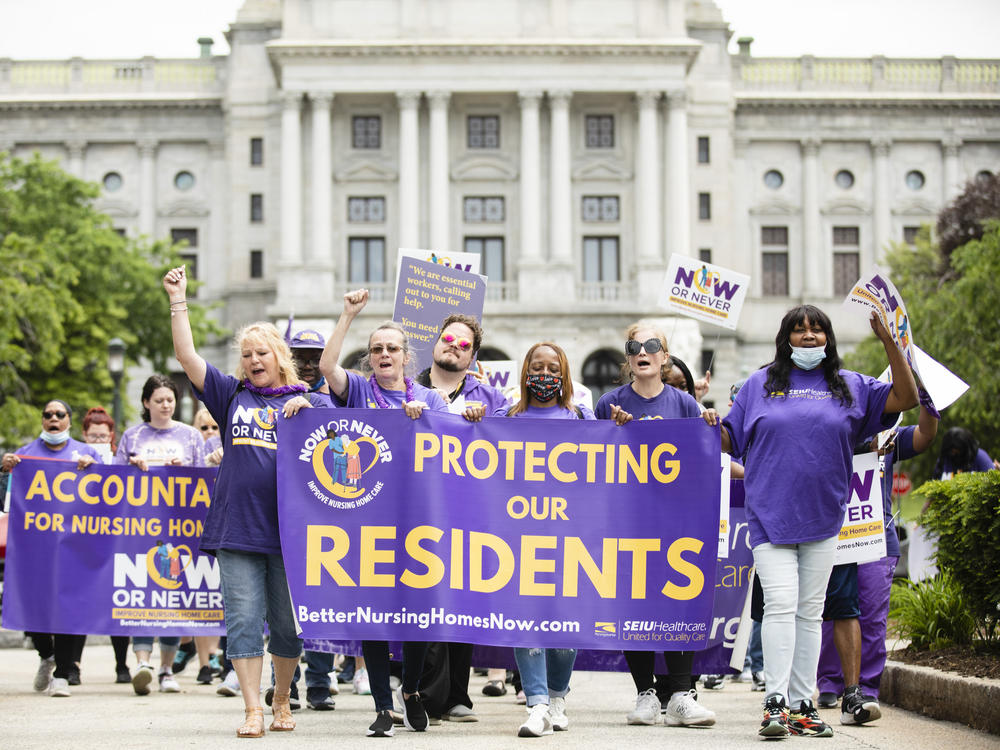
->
xmin=309 ymin=92 xmax=334 ymax=265
xmin=801 ymin=137 xmax=823 ymax=298
xmin=137 ymin=139 xmax=158 ymax=237
xmin=428 ymin=91 xmax=451 ymax=255
xmin=733 ymin=137 xmax=754 ymax=293
xmin=517 ymin=91 xmax=544 ymax=301
xmin=871 ymin=137 xmax=891 ymax=263
xmin=398 ymin=92 xmax=421 ymax=250
xmin=205 ymin=138 xmax=228 ymax=297
xmin=664 ymin=90 xmax=690 ymax=257
xmin=635 ymin=91 xmax=660 ymax=262
xmin=942 ymin=136 xmax=962 ymax=202
xmin=66 ymin=139 xmax=86 ymax=178
xmin=549 ymin=90 xmax=573 ymax=264
xmin=280 ymin=91 xmax=303 ymax=266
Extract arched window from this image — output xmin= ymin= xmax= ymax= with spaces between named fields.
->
xmin=342 ymin=349 xmax=367 ymax=371
xmin=477 ymin=346 xmax=509 ymax=361
xmin=582 ymin=349 xmax=625 ymax=400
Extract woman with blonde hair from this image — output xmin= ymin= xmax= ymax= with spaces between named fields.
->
xmin=162 ymin=265 xmax=327 ymax=738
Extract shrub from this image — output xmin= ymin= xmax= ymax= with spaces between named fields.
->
xmin=889 ymin=572 xmax=976 ymax=650
xmin=914 ymin=471 xmax=1000 ymax=643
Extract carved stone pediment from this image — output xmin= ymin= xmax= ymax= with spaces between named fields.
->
xmin=572 ymin=158 xmax=632 ymax=182
xmin=821 ymin=198 xmax=871 ymax=215
xmin=94 ymin=199 xmax=138 ymax=218
xmin=334 ymin=158 xmax=398 ymax=182
xmin=450 ymin=154 xmax=518 ymax=182
xmin=749 ymin=199 xmax=799 ymax=216
xmin=161 ymin=198 xmax=209 ymax=217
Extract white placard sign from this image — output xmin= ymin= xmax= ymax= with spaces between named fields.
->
xmin=834 ymin=452 xmax=887 ymax=565
xmin=658 ymin=254 xmax=750 ymax=330
xmin=843 ymin=270 xmax=922 ymax=384
xmin=718 ymin=455 xmax=732 ymax=558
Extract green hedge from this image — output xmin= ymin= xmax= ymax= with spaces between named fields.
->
xmin=915 ymin=470 xmax=1000 ymax=641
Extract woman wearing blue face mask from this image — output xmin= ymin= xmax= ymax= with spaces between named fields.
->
xmin=719 ymin=305 xmax=917 ymax=739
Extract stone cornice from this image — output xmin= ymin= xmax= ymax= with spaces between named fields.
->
xmin=736 ymin=94 xmax=1000 ymax=111
xmin=266 ymin=39 xmax=702 ymax=62
xmin=0 ymin=96 xmax=222 ymax=112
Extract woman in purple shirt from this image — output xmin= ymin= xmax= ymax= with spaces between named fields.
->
xmin=720 ymin=306 xmax=916 ymax=739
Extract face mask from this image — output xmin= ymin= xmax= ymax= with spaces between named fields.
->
xmin=526 ymin=374 xmax=562 ymax=403
xmin=790 ymin=345 xmax=826 ymax=371
xmin=40 ymin=429 xmax=70 ymax=445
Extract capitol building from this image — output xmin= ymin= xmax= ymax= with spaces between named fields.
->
xmin=3 ymin=0 xmax=998 ymax=407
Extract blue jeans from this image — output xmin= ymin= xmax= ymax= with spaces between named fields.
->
xmin=132 ymin=636 xmax=180 ymax=652
xmin=216 ymin=548 xmax=302 ymax=660
xmin=744 ymin=620 xmax=763 ymax=673
xmin=513 ymin=648 xmax=576 ymax=707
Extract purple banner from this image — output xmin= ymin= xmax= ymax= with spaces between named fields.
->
xmin=2 ymin=458 xmax=223 ymax=636
xmin=277 ymin=409 xmax=721 ymax=650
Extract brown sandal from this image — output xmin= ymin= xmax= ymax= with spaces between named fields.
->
xmin=269 ymin=692 xmax=296 ymax=732
xmin=237 ymin=707 xmax=265 ymax=738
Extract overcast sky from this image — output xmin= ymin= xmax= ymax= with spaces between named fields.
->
xmin=1 ymin=0 xmax=997 ymax=60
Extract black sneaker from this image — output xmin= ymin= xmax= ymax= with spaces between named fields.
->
xmin=367 ymin=709 xmax=395 ymax=737
xmin=67 ymin=669 xmax=82 ymax=686
xmin=115 ymin=666 xmax=132 ymax=684
xmin=307 ymin=686 xmax=336 ymax=711
xmin=841 ymin=685 xmax=881 ymax=725
xmin=788 ymin=699 xmax=834 ymax=737
xmin=817 ymin=691 xmax=839 ymax=708
xmin=172 ymin=641 xmax=197 ymax=674
xmin=196 ymin=665 xmax=214 ymax=685
xmin=402 ymin=692 xmax=428 ymax=732
xmin=759 ymin=693 xmax=790 ymax=738
xmin=702 ymin=674 xmax=725 ymax=690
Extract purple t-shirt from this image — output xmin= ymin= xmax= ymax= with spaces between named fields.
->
xmin=595 ymin=383 xmax=702 ymax=421
xmin=723 ymin=367 xmax=894 ymax=547
xmin=934 ymin=448 xmax=994 ymax=478
xmin=446 ymin=374 xmax=511 ymax=416
xmin=15 ymin=437 xmax=103 ymax=464
xmin=114 ymin=422 xmax=206 ymax=467
xmin=204 ymin=434 xmax=222 ymax=453
xmin=879 ymin=425 xmax=919 ymax=559
xmin=505 ymin=404 xmax=597 ymax=420
xmin=196 ymin=362 xmax=328 ymax=555
xmin=342 ymin=371 xmax=448 ymax=412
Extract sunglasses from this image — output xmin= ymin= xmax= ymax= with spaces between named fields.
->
xmin=43 ymin=410 xmax=68 ymax=419
xmin=440 ymin=332 xmax=473 ymax=351
xmin=200 ymin=424 xmax=219 ymax=432
xmin=369 ymin=344 xmax=403 ymax=355
xmin=293 ymin=352 xmax=322 ymax=366
xmin=624 ymin=338 xmax=663 ymax=356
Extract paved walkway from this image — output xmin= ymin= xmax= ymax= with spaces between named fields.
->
xmin=2 ymin=642 xmax=997 ymax=749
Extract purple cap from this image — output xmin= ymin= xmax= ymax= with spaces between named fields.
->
xmin=289 ymin=329 xmax=325 ymax=350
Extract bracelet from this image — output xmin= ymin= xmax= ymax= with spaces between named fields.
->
xmin=170 ymin=307 xmax=189 ymax=317
xmin=169 ymin=299 xmax=187 ymax=307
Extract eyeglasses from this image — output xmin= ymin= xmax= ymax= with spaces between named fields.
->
xmin=369 ymin=344 xmax=403 ymax=355
xmin=43 ymin=410 xmax=68 ymax=419
xmin=200 ymin=424 xmax=219 ymax=432
xmin=624 ymin=338 xmax=663 ymax=356
xmin=440 ymin=333 xmax=473 ymax=351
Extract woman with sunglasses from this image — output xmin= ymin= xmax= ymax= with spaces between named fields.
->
xmin=163 ymin=265 xmax=326 ymax=738
xmin=497 ymin=341 xmax=593 ymax=737
xmin=594 ymin=324 xmax=719 ymax=729
xmin=194 ymin=407 xmax=224 ymax=466
xmin=720 ymin=306 xmax=916 ymax=738
xmin=319 ymin=288 xmax=448 ymax=737
xmin=2 ymin=400 xmax=102 ymax=698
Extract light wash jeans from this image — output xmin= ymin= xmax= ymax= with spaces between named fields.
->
xmin=753 ymin=536 xmax=838 ymax=705
xmin=514 ymin=648 xmax=576 ymax=707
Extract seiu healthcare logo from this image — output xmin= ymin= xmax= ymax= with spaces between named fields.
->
xmin=297 ymin=416 xmax=394 ymax=510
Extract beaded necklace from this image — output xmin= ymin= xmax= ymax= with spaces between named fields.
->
xmin=241 ymin=380 xmax=307 ymax=397
xmin=369 ymin=375 xmax=415 ymax=409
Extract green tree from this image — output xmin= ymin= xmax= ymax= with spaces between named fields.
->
xmin=0 ymin=152 xmax=222 ymax=448
xmin=845 ymin=219 xmax=1000 ymax=486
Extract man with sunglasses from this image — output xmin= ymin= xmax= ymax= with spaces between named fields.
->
xmin=413 ymin=314 xmax=511 ymax=724
xmin=1 ymin=399 xmax=102 ymax=698
xmin=290 ymin=329 xmax=334 ymax=406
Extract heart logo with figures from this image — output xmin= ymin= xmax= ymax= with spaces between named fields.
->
xmin=311 ymin=433 xmax=382 ymax=499
xmin=145 ymin=543 xmax=193 ymax=590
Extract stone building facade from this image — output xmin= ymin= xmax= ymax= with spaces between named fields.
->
xmin=2 ymin=0 xmax=998 ymax=407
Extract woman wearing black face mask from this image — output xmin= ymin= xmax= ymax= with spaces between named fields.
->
xmin=495 ymin=341 xmax=593 ymax=737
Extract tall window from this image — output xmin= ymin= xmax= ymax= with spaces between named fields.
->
xmin=582 ymin=349 xmax=625 ymax=399
xmin=761 ymin=226 xmax=789 ymax=296
xmin=250 ymin=137 xmax=263 ymax=166
xmin=697 ymin=136 xmax=710 ymax=164
xmin=467 ymin=116 xmax=500 ymax=149
xmin=698 ymin=248 xmax=712 ymax=264
xmin=348 ymin=237 xmax=386 ymax=283
xmin=582 ymin=236 xmax=620 ymax=282
xmin=250 ymin=194 xmax=263 ymax=223
xmin=352 ymin=116 xmax=381 ymax=149
xmin=832 ymin=226 xmax=860 ymax=296
xmin=585 ymin=115 xmax=614 ymax=148
xmin=249 ymin=249 xmax=264 ymax=279
xmin=463 ymin=236 xmax=504 ymax=281
xmin=348 ymin=196 xmax=386 ymax=223
xmin=903 ymin=226 xmax=920 ymax=246
xmin=463 ymin=197 xmax=505 ymax=223
xmin=171 ymin=229 xmax=199 ymax=286
xmin=170 ymin=228 xmax=198 ymax=248
xmin=581 ymin=196 xmax=619 ymax=222
xmin=698 ymin=192 xmax=711 ymax=220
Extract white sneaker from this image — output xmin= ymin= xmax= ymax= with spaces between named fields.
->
xmin=626 ymin=687 xmax=660 ymax=725
xmin=518 ymin=703 xmax=553 ymax=737
xmin=328 ymin=681 xmax=339 ymax=696
xmin=48 ymin=677 xmax=71 ymax=697
xmin=216 ymin=669 xmax=240 ymax=697
xmin=664 ymin=689 xmax=716 ymax=727
xmin=158 ymin=670 xmax=180 ymax=693
xmin=547 ymin=696 xmax=569 ymax=731
xmin=737 ymin=667 xmax=754 ymax=683
xmin=34 ymin=656 xmax=55 ymax=692
xmin=353 ymin=667 xmax=371 ymax=696
xmin=132 ymin=663 xmax=155 ymax=696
